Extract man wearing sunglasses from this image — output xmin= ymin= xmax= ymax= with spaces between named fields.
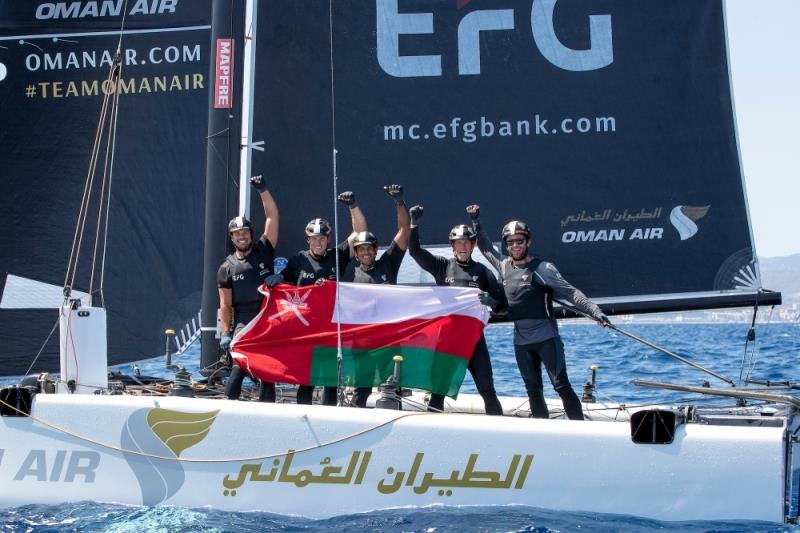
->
xmin=466 ymin=205 xmax=610 ymax=421
xmin=406 ymin=204 xmax=504 ymax=416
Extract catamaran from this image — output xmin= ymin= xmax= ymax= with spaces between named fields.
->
xmin=0 ymin=0 xmax=797 ymax=524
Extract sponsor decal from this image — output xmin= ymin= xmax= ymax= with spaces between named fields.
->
xmin=35 ymin=0 xmax=181 ymax=20
xmin=376 ymin=0 xmax=612 ymax=78
xmin=24 ymin=45 xmax=202 ymax=72
xmin=274 ymin=257 xmax=288 ymax=274
xmin=221 ymin=449 xmax=533 ymax=497
xmin=13 ymin=450 xmax=100 ymax=483
xmin=121 ymin=407 xmax=219 ymax=505
xmin=669 ymin=205 xmax=710 ymax=240
xmin=214 ymin=38 xmax=233 ymax=108
xmin=558 ymin=205 xmax=709 ymax=244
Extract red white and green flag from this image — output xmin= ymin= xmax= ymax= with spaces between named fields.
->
xmin=230 ymin=282 xmax=489 ymax=398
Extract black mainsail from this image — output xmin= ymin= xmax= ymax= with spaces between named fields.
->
xmin=244 ymin=0 xmax=780 ymax=314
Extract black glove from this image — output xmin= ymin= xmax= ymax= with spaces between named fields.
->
xmin=384 ymin=184 xmax=404 ymax=204
xmin=264 ymin=273 xmax=283 ymax=289
xmin=598 ymin=313 xmax=612 ymax=327
xmin=314 ymin=278 xmax=326 ymax=286
xmin=409 ymin=205 xmax=424 ymax=225
xmin=478 ymin=292 xmax=497 ymax=307
xmin=466 ymin=204 xmax=480 ymax=220
xmin=250 ymin=174 xmax=267 ymax=192
xmin=337 ymin=191 xmax=357 ymax=208
xmin=219 ymin=332 xmax=232 ymax=351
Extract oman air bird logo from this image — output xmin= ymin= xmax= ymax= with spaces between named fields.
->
xmin=669 ymin=205 xmax=710 ymax=240
xmin=121 ymin=408 xmax=219 ymax=505
xmin=269 ymin=290 xmax=311 ymax=326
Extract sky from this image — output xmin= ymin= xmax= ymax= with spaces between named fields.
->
xmin=725 ymin=0 xmax=800 ymax=258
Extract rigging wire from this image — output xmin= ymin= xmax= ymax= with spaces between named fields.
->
xmin=744 ymin=305 xmax=775 ymax=383
xmin=22 ymin=316 xmax=61 ymax=378
xmin=63 ymin=65 xmax=114 ymax=299
xmin=327 ymin=0 xmax=346 ymax=406
xmin=739 ymin=294 xmax=760 ymax=384
xmin=97 ymin=76 xmax=123 ymax=308
xmin=552 ymin=298 xmax=735 ymax=386
xmin=90 ymin=60 xmax=122 ymax=302
xmin=96 ymin=0 xmax=130 ymax=305
xmin=63 ymin=0 xmax=130 ymax=303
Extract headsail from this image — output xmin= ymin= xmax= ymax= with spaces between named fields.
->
xmin=0 ymin=2 xmax=211 ymax=374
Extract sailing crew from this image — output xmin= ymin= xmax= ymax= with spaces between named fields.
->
xmin=218 ymin=175 xmax=282 ymax=402
xmin=342 ymin=184 xmax=410 ymax=407
xmin=407 ymin=204 xmax=504 ymax=416
xmin=467 ymin=205 xmax=610 ymax=421
xmin=282 ymin=191 xmax=367 ymax=406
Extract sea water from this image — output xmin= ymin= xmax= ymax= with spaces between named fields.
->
xmin=1 ymin=322 xmax=798 ymax=532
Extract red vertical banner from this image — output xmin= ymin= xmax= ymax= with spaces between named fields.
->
xmin=214 ymin=38 xmax=234 ymax=108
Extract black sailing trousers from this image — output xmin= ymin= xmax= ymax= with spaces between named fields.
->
xmin=513 ymin=336 xmax=584 ymax=420
xmin=224 ymin=321 xmax=275 ymax=402
xmin=225 ymin=364 xmax=276 ymax=402
xmin=297 ymin=385 xmax=337 ymax=406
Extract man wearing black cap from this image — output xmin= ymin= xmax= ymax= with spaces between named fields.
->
xmin=282 ymin=191 xmax=367 ymax=405
xmin=217 ymin=175 xmax=282 ymax=401
xmin=406 ymin=205 xmax=504 ymax=416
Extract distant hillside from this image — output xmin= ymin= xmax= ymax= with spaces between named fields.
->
xmin=759 ymin=254 xmax=800 ymax=306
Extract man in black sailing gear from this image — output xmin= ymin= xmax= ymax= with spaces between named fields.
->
xmin=467 ymin=205 xmax=610 ymax=421
xmin=407 ymin=205 xmax=504 ymax=416
xmin=342 ymin=184 xmax=410 ymax=407
xmin=217 ymin=175 xmax=282 ymax=402
xmin=282 ymin=191 xmax=367 ymax=405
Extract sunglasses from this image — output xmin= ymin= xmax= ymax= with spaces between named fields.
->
xmin=505 ymin=238 xmax=526 ymax=246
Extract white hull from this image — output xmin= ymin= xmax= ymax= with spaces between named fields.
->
xmin=1 ymin=392 xmax=795 ymax=523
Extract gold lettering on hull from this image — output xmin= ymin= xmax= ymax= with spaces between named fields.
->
xmin=221 ymin=451 xmax=534 ymax=497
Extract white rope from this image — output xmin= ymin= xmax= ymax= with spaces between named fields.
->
xmin=63 ymin=0 xmax=129 ymax=303
xmin=98 ymin=76 xmax=122 ymax=308
xmin=0 ymin=395 xmax=429 ymax=463
xmin=89 ymin=60 xmax=121 ymax=302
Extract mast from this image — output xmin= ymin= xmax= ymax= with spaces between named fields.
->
xmin=200 ymin=0 xmax=245 ymax=374
xmin=238 ymin=0 xmax=259 ymax=218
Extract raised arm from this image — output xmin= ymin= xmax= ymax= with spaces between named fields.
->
xmin=337 ymin=190 xmax=367 ymax=257
xmin=385 ymin=184 xmax=410 ymax=250
xmin=407 ymin=205 xmax=446 ymax=279
xmin=466 ymin=204 xmax=502 ymax=273
xmin=250 ymin=175 xmax=279 ymax=248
